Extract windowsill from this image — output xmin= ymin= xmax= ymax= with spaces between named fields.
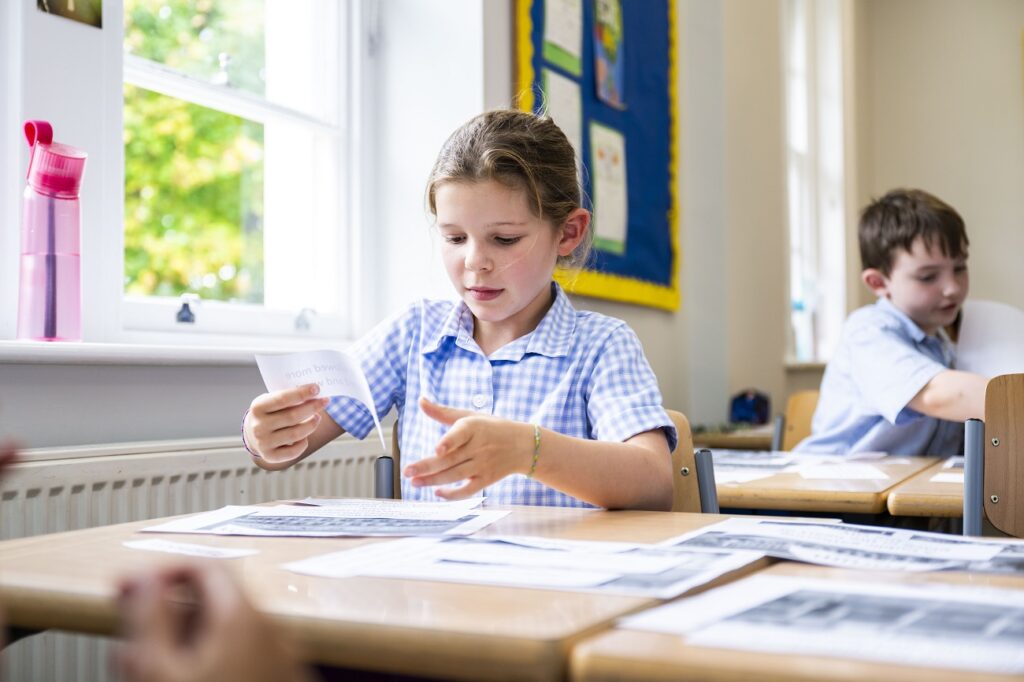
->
xmin=0 ymin=340 xmax=266 ymax=366
xmin=784 ymin=359 xmax=827 ymax=372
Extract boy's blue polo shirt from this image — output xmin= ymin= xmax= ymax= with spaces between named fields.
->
xmin=795 ymin=297 xmax=962 ymax=456
xmin=326 ymin=283 xmax=676 ymax=506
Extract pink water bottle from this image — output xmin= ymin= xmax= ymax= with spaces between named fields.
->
xmin=17 ymin=120 xmax=87 ymax=342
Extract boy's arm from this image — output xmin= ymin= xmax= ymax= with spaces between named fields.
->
xmin=907 ymin=370 xmax=988 ymax=422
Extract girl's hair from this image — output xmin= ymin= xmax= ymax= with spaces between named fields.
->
xmin=426 ymin=109 xmax=592 ymax=269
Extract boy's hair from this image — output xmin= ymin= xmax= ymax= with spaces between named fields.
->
xmin=859 ymin=188 xmax=969 ymax=274
xmin=426 ymin=109 xmax=592 ymax=269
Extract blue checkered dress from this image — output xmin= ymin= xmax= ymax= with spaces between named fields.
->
xmin=326 ymin=283 xmax=676 ymax=507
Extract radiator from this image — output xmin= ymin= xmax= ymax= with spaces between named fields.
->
xmin=0 ymin=434 xmax=383 ymax=682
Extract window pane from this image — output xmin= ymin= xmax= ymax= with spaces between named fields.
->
xmin=124 ymin=0 xmax=338 ymax=122
xmin=123 ymin=84 xmax=264 ymax=303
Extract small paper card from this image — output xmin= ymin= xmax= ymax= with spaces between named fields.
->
xmin=255 ymin=349 xmax=385 ymax=449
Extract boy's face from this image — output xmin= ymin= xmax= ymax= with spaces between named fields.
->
xmin=862 ymin=236 xmax=969 ymax=335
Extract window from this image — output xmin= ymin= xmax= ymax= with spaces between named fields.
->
xmin=122 ymin=0 xmax=353 ymax=340
xmin=783 ymin=0 xmax=847 ymax=363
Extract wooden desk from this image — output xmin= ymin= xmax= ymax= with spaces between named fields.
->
xmin=571 ymin=562 xmax=1024 ymax=682
xmin=693 ymin=426 xmax=773 ymax=451
xmin=887 ymin=460 xmax=963 ymax=518
xmin=717 ymin=456 xmax=936 ymax=514
xmin=0 ymin=505 xmax=754 ymax=682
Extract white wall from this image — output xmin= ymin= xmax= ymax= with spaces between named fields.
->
xmin=860 ymin=0 xmax=1024 ymax=309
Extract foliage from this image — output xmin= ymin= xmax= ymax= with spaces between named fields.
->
xmin=123 ymin=0 xmax=266 ymax=302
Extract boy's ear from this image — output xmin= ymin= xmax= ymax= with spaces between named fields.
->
xmin=861 ymin=268 xmax=889 ymax=297
xmin=558 ymin=208 xmax=590 ymax=257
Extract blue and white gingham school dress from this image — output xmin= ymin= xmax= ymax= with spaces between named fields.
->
xmin=327 ymin=282 xmax=676 ymax=506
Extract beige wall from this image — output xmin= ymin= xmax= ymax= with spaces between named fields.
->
xmin=859 ymin=0 xmax=1024 ymax=309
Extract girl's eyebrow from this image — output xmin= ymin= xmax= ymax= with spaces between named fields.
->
xmin=437 ymin=221 xmax=528 ymax=229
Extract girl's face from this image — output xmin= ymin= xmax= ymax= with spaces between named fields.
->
xmin=434 ymin=180 xmax=579 ymax=343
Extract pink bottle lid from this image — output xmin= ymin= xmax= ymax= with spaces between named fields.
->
xmin=24 ymin=120 xmax=87 ymax=199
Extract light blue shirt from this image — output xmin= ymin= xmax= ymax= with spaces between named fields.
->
xmin=795 ymin=297 xmax=962 ymax=456
xmin=327 ymin=283 xmax=676 ymax=507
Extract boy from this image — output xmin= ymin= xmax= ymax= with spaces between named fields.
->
xmin=796 ymin=189 xmax=988 ymax=456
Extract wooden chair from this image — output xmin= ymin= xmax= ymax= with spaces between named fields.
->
xmin=773 ymin=389 xmax=820 ymax=451
xmin=964 ymin=373 xmax=1024 ymax=537
xmin=375 ymin=409 xmax=717 ymax=512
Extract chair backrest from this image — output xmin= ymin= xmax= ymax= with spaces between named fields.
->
xmin=781 ymin=389 xmax=820 ymax=451
xmin=666 ymin=409 xmax=702 ymax=513
xmin=983 ymin=373 xmax=1024 ymax=537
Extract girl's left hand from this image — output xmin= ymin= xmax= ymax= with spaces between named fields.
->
xmin=406 ymin=397 xmax=535 ymax=499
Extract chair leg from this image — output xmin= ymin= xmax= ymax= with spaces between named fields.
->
xmin=771 ymin=414 xmax=785 ymax=452
xmin=694 ymin=448 xmax=720 ymax=514
xmin=963 ymin=418 xmax=985 ymax=537
xmin=374 ymin=455 xmax=395 ymax=499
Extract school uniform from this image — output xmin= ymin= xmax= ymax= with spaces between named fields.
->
xmin=327 ymin=282 xmax=676 ymax=506
xmin=795 ymin=297 xmax=963 ymax=456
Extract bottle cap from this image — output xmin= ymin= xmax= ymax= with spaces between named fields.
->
xmin=24 ymin=120 xmax=87 ymax=198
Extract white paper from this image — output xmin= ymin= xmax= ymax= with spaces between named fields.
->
xmin=123 ymin=538 xmax=259 ymax=559
xmin=714 ymin=470 xmax=775 ymax=485
xmin=622 ymin=574 xmax=1024 ymax=676
xmin=255 ymin=349 xmax=385 ymax=449
xmin=957 ymin=299 xmax=1024 ymax=378
xmin=796 ymin=463 xmax=889 ymax=480
xmin=143 ymin=504 xmax=508 ymax=538
xmin=286 ymin=535 xmax=764 ymax=599
xmin=942 ymin=455 xmax=964 ymax=469
xmin=929 ymin=472 xmax=964 ymax=484
xmin=661 ymin=518 xmax=1002 ymax=572
xmin=543 ymin=0 xmax=583 ymax=61
xmin=542 ymin=68 xmax=582 ymax=162
xmin=589 ymin=122 xmax=628 ymax=252
xmin=297 ymin=497 xmax=484 ymax=517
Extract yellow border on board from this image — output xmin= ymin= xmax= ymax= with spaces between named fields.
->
xmin=515 ymin=0 xmax=680 ymax=312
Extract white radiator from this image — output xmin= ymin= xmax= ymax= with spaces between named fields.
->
xmin=0 ymin=435 xmax=383 ymax=682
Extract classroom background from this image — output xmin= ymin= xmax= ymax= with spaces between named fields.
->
xmin=1 ymin=0 xmax=1022 ymax=448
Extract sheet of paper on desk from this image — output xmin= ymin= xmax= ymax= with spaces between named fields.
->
xmin=123 ymin=538 xmax=259 ymax=559
xmin=285 ymin=535 xmax=764 ymax=599
xmin=942 ymin=455 xmax=964 ymax=469
xmin=620 ymin=574 xmax=1024 ymax=675
xmin=255 ymin=349 xmax=385 ymax=449
xmin=929 ymin=471 xmax=964 ymax=484
xmin=957 ymin=299 xmax=1024 ymax=377
xmin=296 ymin=497 xmax=484 ymax=517
xmin=660 ymin=518 xmax=1004 ymax=572
xmin=142 ymin=504 xmax=508 ymax=537
xmin=795 ymin=462 xmax=889 ymax=480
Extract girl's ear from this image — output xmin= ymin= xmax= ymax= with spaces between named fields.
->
xmin=557 ymin=208 xmax=590 ymax=257
xmin=861 ymin=268 xmax=889 ymax=297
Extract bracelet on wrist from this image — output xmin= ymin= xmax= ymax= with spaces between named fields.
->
xmin=526 ymin=423 xmax=541 ymax=478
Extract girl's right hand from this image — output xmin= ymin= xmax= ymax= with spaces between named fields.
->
xmin=243 ymin=384 xmax=330 ymax=463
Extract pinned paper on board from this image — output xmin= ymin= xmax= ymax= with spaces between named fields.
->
xmin=255 ymin=349 xmax=386 ymax=449
xmin=592 ymin=0 xmax=625 ymax=108
xmin=957 ymin=299 xmax=1024 ymax=378
xmin=542 ymin=68 xmax=583 ymax=165
xmin=590 ymin=122 xmax=627 ymax=254
xmin=542 ymin=0 xmax=583 ymax=75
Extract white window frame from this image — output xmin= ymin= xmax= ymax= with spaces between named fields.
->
xmin=782 ymin=0 xmax=849 ymax=364
xmin=117 ymin=1 xmax=372 ymax=345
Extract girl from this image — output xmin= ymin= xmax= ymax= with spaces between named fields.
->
xmin=243 ymin=110 xmax=675 ymax=510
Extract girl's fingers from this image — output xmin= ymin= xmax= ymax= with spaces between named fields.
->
xmin=435 ymin=478 xmax=484 ymax=501
xmin=266 ymin=413 xmax=322 ymax=450
xmin=252 ymin=384 xmax=322 ymax=414
xmin=409 ymin=457 xmax=476 ymax=488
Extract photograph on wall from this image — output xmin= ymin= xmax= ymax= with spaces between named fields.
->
xmin=37 ymin=0 xmax=103 ymax=28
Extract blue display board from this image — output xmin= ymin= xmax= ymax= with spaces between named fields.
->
xmin=516 ymin=0 xmax=679 ymax=310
